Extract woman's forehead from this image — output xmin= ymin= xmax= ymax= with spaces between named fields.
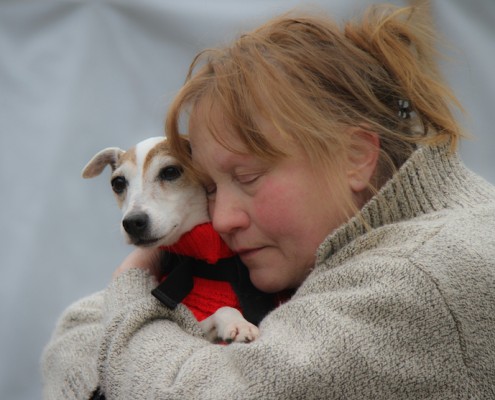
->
xmin=189 ymin=100 xmax=248 ymax=147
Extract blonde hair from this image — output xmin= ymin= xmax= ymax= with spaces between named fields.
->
xmin=166 ymin=4 xmax=465 ymax=212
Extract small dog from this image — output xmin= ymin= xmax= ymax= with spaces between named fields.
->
xmin=82 ymin=136 xmax=260 ymax=343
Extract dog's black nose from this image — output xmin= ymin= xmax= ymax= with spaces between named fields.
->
xmin=122 ymin=213 xmax=149 ymax=237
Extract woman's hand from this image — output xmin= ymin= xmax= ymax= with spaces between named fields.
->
xmin=113 ymin=247 xmax=163 ymax=280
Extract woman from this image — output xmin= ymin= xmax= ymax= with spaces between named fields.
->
xmin=42 ymin=5 xmax=495 ymax=399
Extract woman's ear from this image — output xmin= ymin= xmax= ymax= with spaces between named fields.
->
xmin=346 ymin=128 xmax=380 ymax=193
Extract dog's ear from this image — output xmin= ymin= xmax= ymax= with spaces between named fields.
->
xmin=82 ymin=147 xmax=124 ymax=179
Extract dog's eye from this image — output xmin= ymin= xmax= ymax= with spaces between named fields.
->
xmin=111 ymin=176 xmax=127 ymax=194
xmin=159 ymin=166 xmax=183 ymax=181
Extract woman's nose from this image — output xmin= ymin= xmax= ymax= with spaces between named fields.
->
xmin=210 ymin=189 xmax=249 ymax=235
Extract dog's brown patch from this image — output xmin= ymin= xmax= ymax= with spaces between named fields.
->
xmin=143 ymin=139 xmax=169 ymax=174
xmin=143 ymin=139 xmax=196 ymax=187
xmin=119 ymin=146 xmax=137 ymax=168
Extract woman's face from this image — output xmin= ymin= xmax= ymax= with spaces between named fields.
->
xmin=189 ymin=106 xmax=353 ymax=293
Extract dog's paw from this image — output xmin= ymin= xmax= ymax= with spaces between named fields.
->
xmin=221 ymin=320 xmax=260 ymax=343
xmin=200 ymin=307 xmax=260 ymax=344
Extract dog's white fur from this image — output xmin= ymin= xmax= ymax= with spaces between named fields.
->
xmin=82 ymin=137 xmax=259 ymax=343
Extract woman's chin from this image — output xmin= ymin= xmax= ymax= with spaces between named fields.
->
xmin=248 ymin=271 xmax=287 ymax=294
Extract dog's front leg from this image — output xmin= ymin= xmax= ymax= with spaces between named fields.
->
xmin=199 ymin=307 xmax=259 ymax=343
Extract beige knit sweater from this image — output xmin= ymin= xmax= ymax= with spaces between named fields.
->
xmin=42 ymin=144 xmax=495 ymax=399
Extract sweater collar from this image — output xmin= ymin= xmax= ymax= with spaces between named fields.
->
xmin=316 ymin=142 xmax=495 ymax=264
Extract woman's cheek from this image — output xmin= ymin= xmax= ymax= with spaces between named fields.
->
xmin=253 ymin=180 xmax=300 ymax=235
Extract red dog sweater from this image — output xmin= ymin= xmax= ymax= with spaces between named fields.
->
xmin=153 ymin=222 xmax=242 ymax=321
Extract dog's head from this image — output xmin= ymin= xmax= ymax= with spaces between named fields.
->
xmin=82 ymin=136 xmax=209 ymax=247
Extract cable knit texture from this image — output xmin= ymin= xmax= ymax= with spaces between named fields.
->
xmin=41 ymin=144 xmax=495 ymax=399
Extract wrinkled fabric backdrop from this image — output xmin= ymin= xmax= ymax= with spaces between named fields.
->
xmin=0 ymin=0 xmax=493 ymax=398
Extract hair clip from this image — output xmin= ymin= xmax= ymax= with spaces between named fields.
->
xmin=398 ymin=99 xmax=412 ymax=119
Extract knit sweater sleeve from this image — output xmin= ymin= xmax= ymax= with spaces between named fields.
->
xmin=41 ymin=291 xmax=105 ymax=400
xmin=98 ymin=259 xmax=467 ymax=399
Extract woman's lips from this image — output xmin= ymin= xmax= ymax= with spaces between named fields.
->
xmin=236 ymin=247 xmax=264 ymax=258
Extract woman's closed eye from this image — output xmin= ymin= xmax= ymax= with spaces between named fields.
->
xmin=234 ymin=173 xmax=262 ymax=185
xmin=202 ymin=173 xmax=262 ymax=198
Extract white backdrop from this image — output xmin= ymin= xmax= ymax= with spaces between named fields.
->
xmin=1 ymin=1 xmax=493 ymax=399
